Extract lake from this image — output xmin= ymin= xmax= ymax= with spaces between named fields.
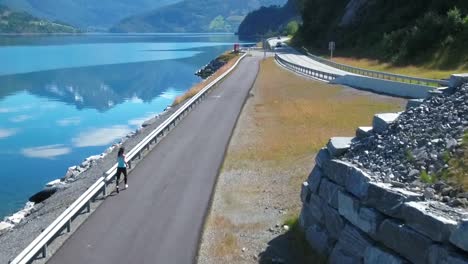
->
xmin=0 ymin=33 xmax=243 ymax=219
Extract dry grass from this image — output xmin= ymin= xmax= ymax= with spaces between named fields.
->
xmin=444 ymin=132 xmax=468 ymax=189
xmin=172 ymin=52 xmax=240 ymax=106
xmin=225 ymin=58 xmax=406 ymax=170
xmin=331 ymin=56 xmax=468 ymax=80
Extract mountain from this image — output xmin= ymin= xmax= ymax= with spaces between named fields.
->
xmin=0 ymin=0 xmax=182 ymax=30
xmin=0 ymin=5 xmax=79 ymax=33
xmin=111 ymin=0 xmax=288 ymax=33
xmin=237 ymin=0 xmax=301 ymax=39
xmin=296 ymin=0 xmax=468 ymax=66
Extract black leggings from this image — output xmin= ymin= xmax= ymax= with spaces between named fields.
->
xmin=115 ymin=167 xmax=127 ymax=185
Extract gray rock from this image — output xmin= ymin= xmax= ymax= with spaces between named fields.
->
xmin=406 ymin=99 xmax=424 ymax=109
xmin=401 ymin=201 xmax=457 ymax=242
xmin=356 ymin=126 xmax=373 ymax=139
xmin=327 ymin=137 xmax=354 ymax=157
xmin=450 ymin=220 xmax=468 ymax=252
xmin=318 ymin=178 xmax=344 ymax=209
xmin=322 ymin=159 xmax=372 ymax=199
xmin=364 ymin=246 xmax=407 ymax=264
xmin=299 ymin=205 xmax=318 ymax=229
xmin=322 ymin=159 xmax=348 ymax=186
xmin=338 ymin=191 xmax=385 ymax=237
xmin=305 ymin=224 xmax=334 ymax=256
xmin=373 ymin=113 xmax=401 ymax=133
xmin=335 ymin=224 xmax=374 ymax=259
xmin=329 ymin=245 xmax=361 ymax=264
xmin=301 ymin=181 xmax=310 ymax=204
xmin=449 ymin=73 xmax=468 ymax=88
xmin=345 ymin=163 xmax=372 ymax=199
xmin=307 ymin=166 xmax=323 ymax=194
xmin=304 ymin=194 xmax=324 ymax=223
xmin=364 ymin=182 xmax=422 ymax=217
xmin=323 ymin=205 xmax=346 ymax=240
xmin=0 ymin=222 xmax=13 ymax=236
xmin=315 ymin=148 xmax=331 ymax=169
xmin=378 ymin=219 xmax=432 ymax=264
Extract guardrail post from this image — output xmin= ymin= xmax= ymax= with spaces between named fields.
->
xmin=86 ymin=201 xmax=91 ymax=213
xmin=41 ymin=245 xmax=47 ymax=258
xmin=128 ymin=161 xmax=132 ymax=169
xmin=67 ymin=219 xmax=71 ymax=233
xmin=102 ymin=183 xmax=107 ymax=196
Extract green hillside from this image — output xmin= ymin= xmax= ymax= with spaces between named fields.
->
xmin=0 ymin=0 xmax=181 ymax=30
xmin=295 ymin=0 xmax=468 ymax=68
xmin=238 ymin=0 xmax=301 ymax=39
xmin=0 ymin=5 xmax=79 ymax=33
xmin=111 ymin=0 xmax=287 ymax=33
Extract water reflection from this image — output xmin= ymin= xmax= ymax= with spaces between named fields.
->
xmin=0 ymin=56 xmax=200 ymax=111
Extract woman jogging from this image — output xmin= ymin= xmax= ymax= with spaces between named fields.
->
xmin=115 ymin=147 xmax=128 ymax=193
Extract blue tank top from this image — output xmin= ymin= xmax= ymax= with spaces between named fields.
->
xmin=117 ymin=155 xmax=126 ymax=168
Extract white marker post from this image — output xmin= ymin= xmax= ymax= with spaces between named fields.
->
xmin=329 ymin=41 xmax=335 ymax=60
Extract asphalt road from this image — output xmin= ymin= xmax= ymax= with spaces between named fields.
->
xmin=276 ymin=47 xmax=353 ymax=76
xmin=48 ymin=56 xmax=261 ymax=264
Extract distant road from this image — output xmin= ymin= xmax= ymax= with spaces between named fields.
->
xmin=275 ymin=47 xmax=353 ymax=76
xmin=48 ymin=56 xmax=261 ymax=264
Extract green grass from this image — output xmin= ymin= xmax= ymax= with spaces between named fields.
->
xmin=443 ymin=132 xmax=468 ymax=190
xmin=420 ymin=170 xmax=436 ymax=184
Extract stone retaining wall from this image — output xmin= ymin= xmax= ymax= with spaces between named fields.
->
xmin=301 ymin=147 xmax=468 ymax=264
xmin=299 ymin=75 xmax=468 ymax=263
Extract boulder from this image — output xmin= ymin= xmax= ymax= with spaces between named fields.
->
xmin=0 ymin=221 xmax=13 ymax=236
xmin=307 ymin=166 xmax=323 ymax=194
xmin=334 ymin=224 xmax=374 ymax=259
xmin=377 ymin=219 xmax=432 ymax=264
xmin=364 ymin=246 xmax=407 ymax=264
xmin=305 ymin=194 xmax=324 ymax=223
xmin=364 ymin=182 xmax=422 ymax=217
xmin=319 ymin=178 xmax=344 ymax=209
xmin=315 ymin=148 xmax=331 ymax=169
xmin=46 ymin=179 xmax=62 ymax=187
xmin=401 ymin=202 xmax=457 ymax=242
xmin=406 ymin=99 xmax=424 ymax=109
xmin=449 ymin=73 xmax=468 ymax=88
xmin=322 ymin=159 xmax=350 ymax=187
xmin=29 ymin=187 xmax=57 ymax=203
xmin=327 ymin=137 xmax=354 ymax=157
xmin=356 ymin=126 xmax=373 ymax=139
xmin=329 ymin=245 xmax=361 ymax=264
xmin=305 ymin=224 xmax=334 ymax=256
xmin=323 ymin=159 xmax=371 ymax=199
xmin=338 ymin=191 xmax=385 ymax=237
xmin=301 ymin=181 xmax=311 ymax=203
xmin=450 ymin=220 xmax=468 ymax=252
xmin=323 ymin=205 xmax=346 ymax=240
xmin=373 ymin=113 xmax=401 ymax=133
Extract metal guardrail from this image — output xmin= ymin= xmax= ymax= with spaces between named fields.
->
xmin=10 ymin=52 xmax=248 ymax=264
xmin=275 ymin=53 xmax=339 ymax=81
xmin=302 ymin=48 xmax=449 ymax=88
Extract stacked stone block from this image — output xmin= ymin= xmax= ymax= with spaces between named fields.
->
xmin=300 ymin=134 xmax=468 ymax=264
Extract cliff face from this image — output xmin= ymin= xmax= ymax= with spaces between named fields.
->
xmin=299 ymin=76 xmax=468 ymax=262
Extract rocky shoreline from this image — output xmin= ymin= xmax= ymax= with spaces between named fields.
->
xmin=195 ymin=58 xmax=227 ymax=79
xmin=0 ymin=104 xmax=182 ymax=263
